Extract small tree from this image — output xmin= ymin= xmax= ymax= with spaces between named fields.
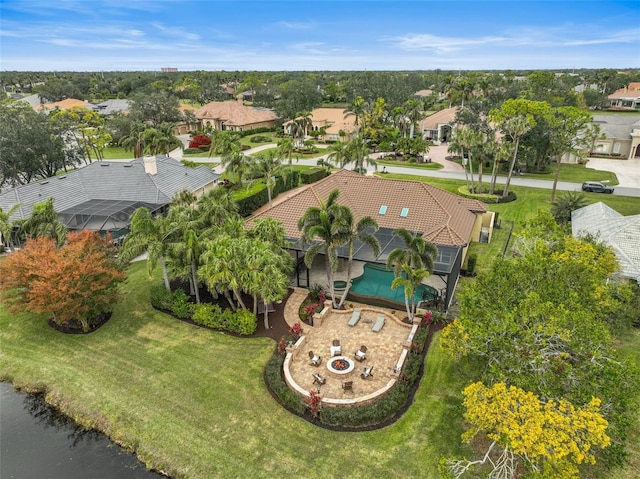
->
xmin=0 ymin=230 xmax=125 ymax=332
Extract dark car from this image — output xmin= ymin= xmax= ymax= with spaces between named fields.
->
xmin=581 ymin=181 xmax=614 ymax=194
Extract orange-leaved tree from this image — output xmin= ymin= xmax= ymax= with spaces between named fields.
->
xmin=0 ymin=230 xmax=125 ymax=332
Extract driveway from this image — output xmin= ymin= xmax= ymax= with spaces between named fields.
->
xmin=585 ymin=157 xmax=640 ymax=188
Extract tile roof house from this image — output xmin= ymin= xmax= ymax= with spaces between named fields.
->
xmin=0 ymin=156 xmax=219 ymax=239
xmin=36 ymin=98 xmax=94 ymax=113
xmin=284 ymin=108 xmax=358 ymax=142
xmin=91 ymin=99 xmax=132 ymax=116
xmin=419 ymin=107 xmax=459 ymax=142
xmin=195 ymin=101 xmax=278 ymax=132
xmin=572 ymin=202 xmax=640 ymax=284
xmin=608 ymin=82 xmax=640 ymax=110
xmin=246 ymin=169 xmax=492 ymax=310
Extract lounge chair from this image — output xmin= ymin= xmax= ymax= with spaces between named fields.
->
xmin=342 ymin=381 xmax=353 ymax=392
xmin=312 ymin=373 xmax=326 ymax=385
xmin=308 ymin=350 xmax=321 ymax=366
xmin=372 ymin=314 xmax=385 ymax=332
xmin=330 ymin=339 xmax=342 ymax=357
xmin=354 ymin=345 xmax=367 ymax=362
xmin=360 ymin=365 xmax=374 ymax=379
xmin=347 ymin=308 xmax=361 ymax=327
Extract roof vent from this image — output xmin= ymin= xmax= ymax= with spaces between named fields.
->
xmin=41 ymin=180 xmax=49 ymax=185
xmin=400 ymin=207 xmax=409 ymax=217
xmin=123 ymin=164 xmax=132 ymax=168
xmin=101 ymin=163 xmax=110 ymax=166
xmin=378 ymin=205 xmax=388 ymax=215
xmin=58 ymin=175 xmax=66 ymax=179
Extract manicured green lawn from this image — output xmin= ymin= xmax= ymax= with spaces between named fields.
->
xmin=102 ymin=147 xmax=135 ymax=159
xmin=239 ymin=132 xmax=277 ymax=147
xmin=517 ymin=163 xmax=619 ymax=185
xmin=377 ymin=160 xmax=443 ymax=170
xmin=0 ymin=261 xmax=471 ymax=479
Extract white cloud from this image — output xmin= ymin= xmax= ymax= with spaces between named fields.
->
xmin=275 ymin=21 xmax=314 ymax=30
xmin=387 ymin=33 xmax=507 ymax=54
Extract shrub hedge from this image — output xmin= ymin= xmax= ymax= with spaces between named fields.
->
xmin=300 ymin=168 xmax=328 ymax=184
xmin=149 ymin=285 xmax=257 ymax=335
xmin=457 ymin=186 xmax=517 ymax=204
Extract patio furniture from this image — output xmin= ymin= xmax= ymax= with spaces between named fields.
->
xmin=354 ymin=345 xmax=367 ymax=362
xmin=312 ymin=373 xmax=326 ymax=385
xmin=341 ymin=381 xmax=353 ymax=392
xmin=372 ymin=314 xmax=385 ymax=332
xmin=347 ymin=308 xmax=361 ymax=327
xmin=360 ymin=365 xmax=374 ymax=379
xmin=330 ymin=339 xmax=342 ymax=357
xmin=308 ymin=351 xmax=321 ymax=366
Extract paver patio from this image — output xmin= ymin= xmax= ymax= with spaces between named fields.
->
xmin=283 ymin=288 xmax=413 ymax=402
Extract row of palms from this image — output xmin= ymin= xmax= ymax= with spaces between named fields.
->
xmin=298 ymin=189 xmax=437 ymax=321
xmin=119 ymin=122 xmax=183 ymax=158
xmin=118 ymin=188 xmax=293 ymax=329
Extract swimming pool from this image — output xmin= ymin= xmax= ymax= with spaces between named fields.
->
xmin=349 ymin=263 xmax=439 ymax=306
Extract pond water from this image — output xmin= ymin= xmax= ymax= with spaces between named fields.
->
xmin=0 ymin=382 xmax=165 ymax=479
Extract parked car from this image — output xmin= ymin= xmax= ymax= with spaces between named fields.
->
xmin=581 ymin=181 xmax=614 ymax=194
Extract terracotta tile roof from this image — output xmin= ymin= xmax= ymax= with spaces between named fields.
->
xmin=419 ymin=107 xmax=459 ymax=130
xmin=414 ymin=89 xmax=433 ymax=97
xmin=608 ymin=83 xmax=640 ymax=100
xmin=179 ymin=103 xmax=197 ymax=112
xmin=37 ymin=98 xmax=93 ymax=111
xmin=194 ymin=101 xmax=278 ymax=127
xmin=246 ymin=169 xmax=485 ymax=247
xmin=284 ymin=108 xmax=357 ymax=135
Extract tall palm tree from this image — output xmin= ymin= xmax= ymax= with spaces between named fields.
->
xmin=221 ymin=144 xmax=251 ymax=185
xmin=196 ymin=187 xmax=239 ymax=228
xmin=297 ymin=189 xmax=346 ymax=308
xmin=391 ymin=264 xmax=430 ymax=322
xmin=199 ymin=234 xmax=248 ymax=311
xmin=20 ymin=198 xmax=67 ymax=247
xmin=326 ymin=141 xmax=349 ymax=168
xmin=119 ymin=124 xmax=146 ymax=159
xmin=345 ymin=137 xmax=375 ymax=174
xmin=0 ymin=204 xmax=20 ymax=251
xmin=289 ymin=113 xmax=312 ymax=148
xmin=248 ymin=150 xmax=285 ymax=208
xmin=344 ymin=96 xmax=369 ymax=131
xmin=155 ymin=122 xmax=183 ymax=156
xmin=498 ymin=115 xmax=533 ymax=198
xmin=335 ymin=208 xmax=380 ymax=308
xmin=119 ymin=207 xmax=180 ymax=291
xmin=403 ymin=99 xmax=425 ymax=139
xmin=386 ymin=227 xmax=437 ymax=277
xmin=208 ymin=130 xmax=240 ymax=157
xmin=276 ymin=136 xmax=298 ymax=175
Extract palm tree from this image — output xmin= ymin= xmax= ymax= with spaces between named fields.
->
xmin=119 ymin=124 xmax=146 ymax=159
xmin=551 ymin=191 xmax=588 ymax=225
xmin=335 ymin=208 xmax=380 ymax=308
xmin=119 ymin=207 xmax=180 ymax=291
xmin=490 ymin=142 xmax=513 ymax=195
xmin=345 ymin=137 xmax=375 ymax=174
xmin=391 ymin=264 xmax=430 ymax=323
xmin=289 ymin=113 xmax=312 ymax=148
xmin=0 ymin=204 xmax=20 ymax=251
xmin=344 ymin=96 xmax=369 ymax=131
xmin=155 ymin=122 xmax=183 ymax=156
xmin=450 ymin=128 xmax=483 ymax=193
xmin=276 ymin=136 xmax=298 ymax=176
xmin=403 ymin=99 xmax=425 ymax=139
xmin=199 ymin=235 xmax=248 ymax=311
xmin=221 ymin=144 xmax=251 ymax=185
xmin=326 ymin=141 xmax=349 ymax=168
xmin=171 ymin=189 xmax=197 ymax=208
xmin=20 ymin=198 xmax=67 ymax=247
xmin=385 ymin=227 xmax=437 ymax=278
xmin=208 ymin=130 xmax=240 ymax=157
xmin=297 ymin=189 xmax=345 ymax=308
xmin=498 ymin=115 xmax=533 ymax=198
xmin=248 ymin=150 xmax=284 ymax=208
xmin=196 ymin=187 xmax=239 ymax=228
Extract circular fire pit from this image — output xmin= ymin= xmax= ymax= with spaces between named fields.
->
xmin=326 ymin=356 xmax=355 ymax=375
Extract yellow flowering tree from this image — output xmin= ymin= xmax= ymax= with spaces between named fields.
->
xmin=445 ymin=382 xmax=610 ymax=479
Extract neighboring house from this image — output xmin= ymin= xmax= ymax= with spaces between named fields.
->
xmin=418 ymin=107 xmax=459 ymax=142
xmin=572 ymin=202 xmax=640 ymax=284
xmin=414 ymin=89 xmax=433 ymax=98
xmin=91 ymin=99 xmax=132 ymax=116
xmin=176 ymin=103 xmax=199 ymax=135
xmin=246 ymin=169 xmax=493 ymax=310
xmin=0 ymin=156 xmax=219 ymax=240
xmin=591 ymin=114 xmax=640 ymax=159
xmin=608 ymin=82 xmax=640 ymax=110
xmin=284 ymin=108 xmax=357 ymax=142
xmin=195 ymin=100 xmax=279 ymax=132
xmin=36 ymin=98 xmax=94 ymax=113
xmin=16 ymin=93 xmax=45 ymax=108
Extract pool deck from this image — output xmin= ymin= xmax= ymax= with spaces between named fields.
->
xmin=283 ymin=289 xmax=416 ymax=404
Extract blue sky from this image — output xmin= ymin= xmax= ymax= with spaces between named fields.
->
xmin=1 ymin=0 xmax=638 ymax=71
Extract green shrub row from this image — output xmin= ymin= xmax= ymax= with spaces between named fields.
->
xmin=265 ymin=324 xmax=431 ymax=428
xmin=235 ymin=171 xmax=301 ymax=217
xmin=183 ymin=148 xmax=201 ymax=155
xmin=237 ymin=126 xmax=279 ymax=138
xmin=457 ymin=186 xmax=517 ymax=204
xmin=150 ymin=285 xmax=257 ymax=335
xmin=300 ymin=168 xmax=328 ymax=184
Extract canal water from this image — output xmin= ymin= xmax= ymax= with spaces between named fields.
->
xmin=0 ymin=382 xmax=165 ymax=479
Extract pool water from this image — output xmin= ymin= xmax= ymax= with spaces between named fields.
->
xmin=350 ymin=263 xmax=439 ymax=304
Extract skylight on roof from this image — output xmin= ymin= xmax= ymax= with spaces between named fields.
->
xmin=379 ymin=205 xmax=388 ymax=215
xmin=400 ymin=207 xmax=409 ymax=217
